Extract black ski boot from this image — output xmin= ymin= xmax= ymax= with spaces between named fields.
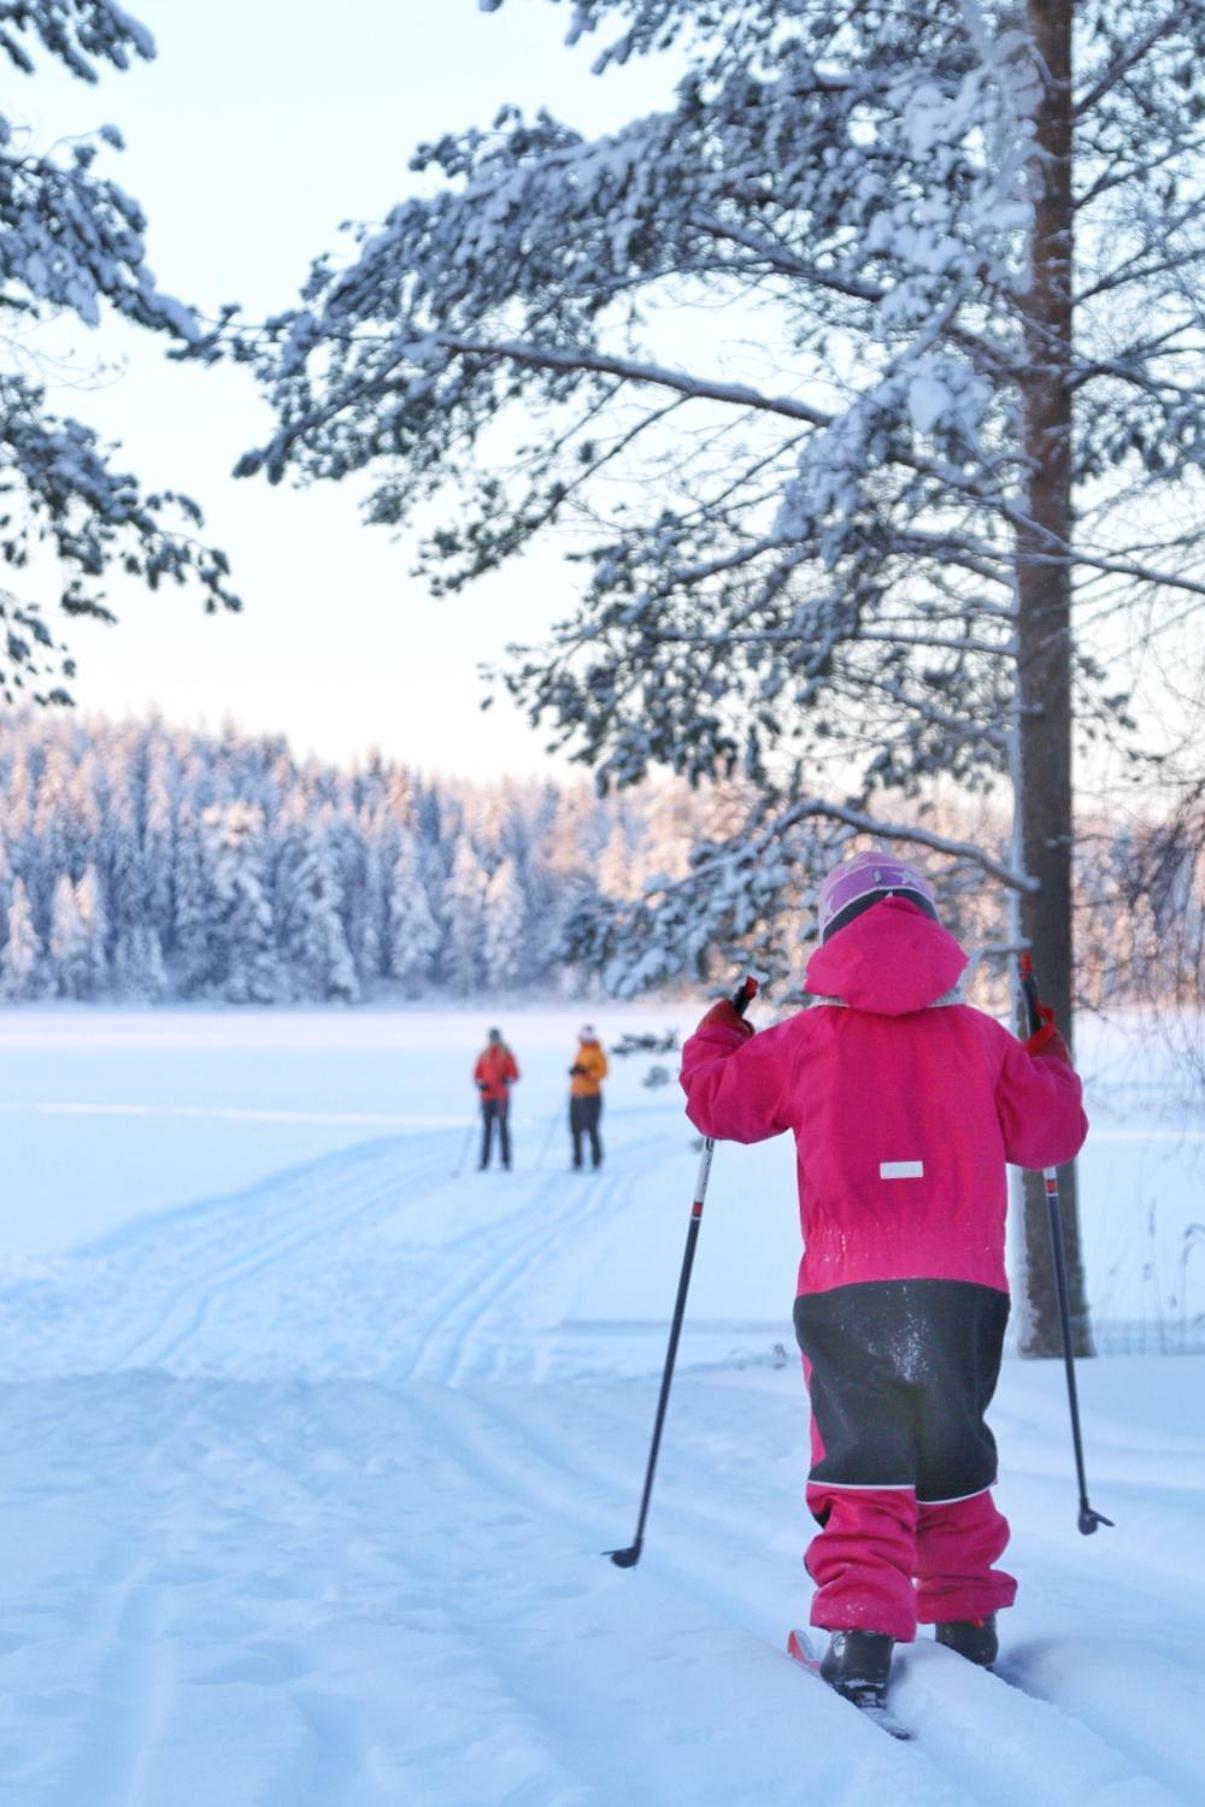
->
xmin=935 ymin=1613 xmax=997 ymax=1667
xmin=819 ymin=1630 xmax=894 ymax=1708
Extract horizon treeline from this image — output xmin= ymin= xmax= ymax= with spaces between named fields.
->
xmin=0 ymin=713 xmax=714 ymax=1004
xmin=0 ymin=712 xmax=1195 ymax=1010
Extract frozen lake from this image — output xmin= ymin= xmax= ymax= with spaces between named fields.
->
xmin=0 ymin=1003 xmax=1201 ymax=1336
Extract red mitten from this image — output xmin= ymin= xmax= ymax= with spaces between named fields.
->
xmin=1024 ymin=1003 xmax=1073 ymax=1066
xmin=699 ymin=999 xmax=755 ymax=1040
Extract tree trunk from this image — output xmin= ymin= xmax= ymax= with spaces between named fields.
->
xmin=1015 ymin=0 xmax=1092 ymax=1358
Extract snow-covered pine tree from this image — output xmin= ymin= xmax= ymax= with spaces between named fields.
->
xmin=545 ymin=785 xmax=605 ymax=885
xmin=483 ymin=856 xmax=527 ymax=991
xmin=114 ymin=922 xmax=167 ymax=1000
xmin=4 ymin=742 xmax=34 ymax=851
xmin=388 ymin=831 xmax=439 ymax=995
xmin=1 ymin=875 xmax=42 ymax=998
xmin=171 ymin=801 xmax=211 ymax=996
xmin=144 ymin=733 xmax=177 ymax=943
xmin=358 ymin=823 xmax=391 ymax=987
xmin=65 ymin=747 xmax=103 ymax=879
xmin=74 ymin=865 xmax=109 ymax=997
xmin=49 ymin=871 xmax=88 ymax=997
xmin=443 ymin=835 xmax=486 ymax=998
xmin=0 ymin=1 xmax=238 ymax=702
xmin=598 ymin=820 xmax=635 ymax=904
xmin=234 ymin=0 xmax=1205 ymax=1352
xmin=270 ymin=784 xmax=311 ymax=1002
xmin=31 ymin=739 xmax=72 ymax=921
xmin=144 ymin=923 xmax=168 ymax=999
xmin=105 ymin=773 xmax=147 ymax=980
xmin=203 ymin=803 xmax=282 ymax=1005
xmin=287 ymin=819 xmax=360 ymax=1004
xmin=539 ymin=784 xmax=606 ymax=996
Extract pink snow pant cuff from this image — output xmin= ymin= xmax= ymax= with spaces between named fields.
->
xmin=806 ymin=1485 xmax=1016 ymax=1643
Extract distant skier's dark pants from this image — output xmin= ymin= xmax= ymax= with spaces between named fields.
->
xmin=570 ymin=1094 xmax=603 ymax=1168
xmin=793 ymin=1278 xmax=1017 ymax=1641
xmin=480 ymin=1097 xmax=511 ymax=1168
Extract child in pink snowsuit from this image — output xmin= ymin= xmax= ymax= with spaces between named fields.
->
xmin=680 ymin=852 xmax=1087 ymax=1693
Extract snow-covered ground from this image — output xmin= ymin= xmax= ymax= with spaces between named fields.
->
xmin=0 ymin=1005 xmax=1202 ymax=1803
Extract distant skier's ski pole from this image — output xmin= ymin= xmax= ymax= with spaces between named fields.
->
xmin=536 ymin=1106 xmax=561 ymax=1169
xmin=607 ymin=975 xmax=759 ymax=1570
xmin=451 ymin=1118 xmax=476 ymax=1178
xmin=1018 ymin=952 xmax=1113 ymax=1536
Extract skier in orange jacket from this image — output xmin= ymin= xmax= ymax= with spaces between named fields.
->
xmin=569 ymin=1025 xmax=608 ymax=1169
xmin=474 ymin=1027 xmax=519 ymax=1170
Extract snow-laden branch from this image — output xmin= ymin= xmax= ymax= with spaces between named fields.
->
xmin=0 ymin=1 xmax=236 ymax=697
xmin=0 ymin=0 xmax=155 ymax=84
xmin=687 ymin=210 xmax=1013 ymax=377
xmin=627 ymin=624 xmax=1011 ymax=657
xmin=432 ymin=331 xmax=833 ymax=425
xmin=745 ymin=797 xmax=1034 ymax=893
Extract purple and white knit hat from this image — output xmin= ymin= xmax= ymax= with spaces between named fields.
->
xmin=815 ymin=849 xmax=937 ymax=943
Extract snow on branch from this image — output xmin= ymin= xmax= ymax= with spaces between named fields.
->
xmin=0 ymin=2 xmax=236 ymax=695
xmin=562 ymin=788 xmax=1033 ymax=998
xmin=767 ymin=797 xmax=1033 ymax=893
xmin=0 ymin=375 xmax=238 ymax=627
xmin=0 ymin=1 xmax=155 ymax=84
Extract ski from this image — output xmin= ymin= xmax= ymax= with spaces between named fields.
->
xmin=787 ymin=1629 xmax=914 ymax=1742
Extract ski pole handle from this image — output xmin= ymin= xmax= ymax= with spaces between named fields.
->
xmin=731 ymin=974 xmax=760 ymax=1017
xmin=1017 ymin=951 xmax=1043 ymax=1038
xmin=689 ymin=976 xmax=759 ymax=1225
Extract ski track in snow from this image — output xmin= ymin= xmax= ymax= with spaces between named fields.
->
xmin=1 ymin=1116 xmax=1203 ymax=1804
xmin=420 ymin=1386 xmax=1197 ymax=1807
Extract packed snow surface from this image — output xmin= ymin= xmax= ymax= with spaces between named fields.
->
xmin=0 ymin=1006 xmax=1202 ymax=1804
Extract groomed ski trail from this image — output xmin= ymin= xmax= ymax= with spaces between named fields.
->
xmin=398 ymin=1379 xmax=1196 ymax=1806
xmin=0 ymin=1116 xmax=669 ymax=1385
xmin=1 ymin=1116 xmax=1203 ymax=1804
xmin=114 ymin=1142 xmax=457 ymax=1373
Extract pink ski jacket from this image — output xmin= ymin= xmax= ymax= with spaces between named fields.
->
xmin=680 ymin=899 xmax=1088 ymax=1298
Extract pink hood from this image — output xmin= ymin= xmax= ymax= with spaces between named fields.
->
xmin=804 ymin=897 xmax=968 ymax=1017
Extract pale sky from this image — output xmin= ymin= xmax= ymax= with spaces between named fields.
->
xmin=16 ymin=0 xmax=680 ymax=779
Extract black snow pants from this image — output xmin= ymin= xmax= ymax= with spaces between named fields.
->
xmin=792 ymin=1278 xmax=1010 ymax=1506
xmin=570 ymin=1093 xmax=603 ymax=1168
xmin=480 ymin=1097 xmax=511 ymax=1169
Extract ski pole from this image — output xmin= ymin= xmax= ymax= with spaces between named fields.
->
xmin=607 ymin=974 xmax=759 ymax=1569
xmin=536 ymin=1104 xmax=562 ymax=1169
xmin=451 ymin=1115 xmax=477 ymax=1178
xmin=1018 ymin=952 xmax=1113 ymax=1536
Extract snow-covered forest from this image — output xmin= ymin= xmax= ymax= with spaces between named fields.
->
xmin=0 ymin=711 xmax=1198 ymax=1011
xmin=0 ymin=712 xmax=715 ymax=1004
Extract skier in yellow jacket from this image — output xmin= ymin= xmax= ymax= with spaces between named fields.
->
xmin=569 ymin=1025 xmax=608 ymax=1170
